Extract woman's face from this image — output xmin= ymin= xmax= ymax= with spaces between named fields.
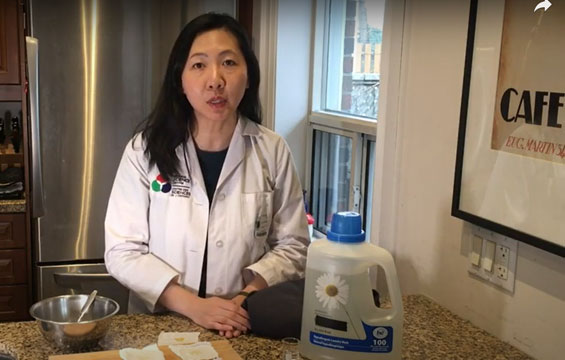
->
xmin=181 ymin=29 xmax=248 ymax=125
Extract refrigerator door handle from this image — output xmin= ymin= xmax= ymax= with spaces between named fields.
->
xmin=25 ymin=36 xmax=45 ymax=218
xmin=53 ymin=272 xmax=115 ymax=288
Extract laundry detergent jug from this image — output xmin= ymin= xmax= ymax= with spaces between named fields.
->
xmin=299 ymin=212 xmax=403 ymax=360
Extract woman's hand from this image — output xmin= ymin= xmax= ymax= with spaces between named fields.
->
xmin=219 ymin=273 xmax=268 ymax=338
xmin=219 ymin=294 xmax=249 ymax=338
xmin=188 ymin=296 xmax=250 ymax=332
xmin=158 ymin=282 xmax=250 ymax=333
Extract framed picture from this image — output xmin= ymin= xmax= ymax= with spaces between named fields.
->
xmin=452 ymin=0 xmax=565 ymax=257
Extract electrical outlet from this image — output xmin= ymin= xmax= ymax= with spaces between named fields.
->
xmin=494 ymin=245 xmax=510 ymax=280
xmin=495 ymin=263 xmax=508 ymax=280
xmin=467 ymin=225 xmax=518 ymax=293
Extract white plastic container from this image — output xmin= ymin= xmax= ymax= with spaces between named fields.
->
xmin=299 ymin=212 xmax=403 ymax=360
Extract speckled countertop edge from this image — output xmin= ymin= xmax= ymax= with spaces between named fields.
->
xmin=0 ymin=199 xmax=26 ymax=213
xmin=0 ymin=295 xmax=534 ymax=360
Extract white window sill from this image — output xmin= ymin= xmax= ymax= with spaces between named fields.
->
xmin=309 ymin=111 xmax=377 ymax=135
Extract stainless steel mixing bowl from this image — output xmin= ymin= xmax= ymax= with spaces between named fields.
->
xmin=29 ymin=294 xmax=120 ymax=351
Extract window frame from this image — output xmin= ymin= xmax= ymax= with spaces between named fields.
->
xmin=361 ymin=135 xmax=376 ymax=239
xmin=307 ymin=122 xmax=376 ymax=235
xmin=306 ymin=0 xmax=379 ymax=231
xmin=305 ymin=0 xmax=404 ymax=242
xmin=310 ymin=124 xmax=360 ymax=214
xmin=310 ymin=0 xmax=381 ymax=127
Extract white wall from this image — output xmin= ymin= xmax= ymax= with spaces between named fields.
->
xmin=384 ymin=1 xmax=565 ymax=359
xmin=274 ymin=0 xmax=312 ymax=184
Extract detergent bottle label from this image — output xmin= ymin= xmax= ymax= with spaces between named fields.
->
xmin=305 ymin=270 xmax=394 ymax=353
xmin=310 ymin=324 xmax=393 ymax=353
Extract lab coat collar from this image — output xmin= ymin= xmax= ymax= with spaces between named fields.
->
xmin=177 ymin=116 xmax=260 ymax=206
xmin=184 ymin=137 xmax=207 ymax=206
xmin=216 ymin=116 xmax=249 ymax=191
xmin=240 ymin=116 xmax=261 ymax=137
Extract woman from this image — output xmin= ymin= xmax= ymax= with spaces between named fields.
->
xmin=104 ymin=13 xmax=309 ymax=338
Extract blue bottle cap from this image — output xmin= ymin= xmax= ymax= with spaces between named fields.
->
xmin=327 ymin=211 xmax=365 ymax=243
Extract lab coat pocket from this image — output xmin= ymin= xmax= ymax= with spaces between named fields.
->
xmin=241 ymin=192 xmax=274 ymax=247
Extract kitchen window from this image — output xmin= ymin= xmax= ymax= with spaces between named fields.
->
xmin=310 ymin=128 xmax=354 ymax=233
xmin=306 ymin=0 xmax=386 ymax=237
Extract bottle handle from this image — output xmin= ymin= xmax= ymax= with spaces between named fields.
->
xmin=371 ymin=249 xmax=403 ymax=317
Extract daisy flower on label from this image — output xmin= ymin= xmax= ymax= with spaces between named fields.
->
xmin=315 ymin=273 xmax=349 ymax=310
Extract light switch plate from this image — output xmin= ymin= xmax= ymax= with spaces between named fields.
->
xmin=470 ymin=235 xmax=483 ymax=266
xmin=481 ymin=240 xmax=496 ymax=272
xmin=467 ymin=225 xmax=518 ymax=293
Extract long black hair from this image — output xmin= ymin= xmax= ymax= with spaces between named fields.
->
xmin=136 ymin=13 xmax=261 ymax=181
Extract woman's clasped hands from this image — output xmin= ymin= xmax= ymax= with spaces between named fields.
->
xmin=158 ymin=282 xmax=251 ymax=338
xmin=190 ymin=296 xmax=250 ymax=338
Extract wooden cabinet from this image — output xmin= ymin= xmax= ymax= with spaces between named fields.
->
xmin=0 ymin=0 xmax=31 ymax=322
xmin=0 ymin=0 xmax=21 ymax=85
xmin=0 ymin=0 xmax=23 ymax=102
xmin=0 ymin=284 xmax=27 ymax=321
xmin=0 ymin=249 xmax=26 ymax=284
xmin=0 ymin=213 xmax=25 ymax=248
xmin=0 ymin=214 xmax=28 ymax=320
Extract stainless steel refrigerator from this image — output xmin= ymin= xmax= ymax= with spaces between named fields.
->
xmin=25 ymin=0 xmax=210 ymax=313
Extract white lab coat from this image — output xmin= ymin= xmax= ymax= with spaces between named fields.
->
xmin=104 ymin=117 xmax=309 ymax=313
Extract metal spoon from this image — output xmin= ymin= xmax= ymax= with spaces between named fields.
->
xmin=77 ymin=290 xmax=97 ymax=322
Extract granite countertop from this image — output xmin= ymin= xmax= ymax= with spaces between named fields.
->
xmin=0 ymin=295 xmax=533 ymax=360
xmin=0 ymin=199 xmax=26 ymax=213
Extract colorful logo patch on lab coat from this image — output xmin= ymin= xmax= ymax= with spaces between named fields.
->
xmin=151 ymin=174 xmax=171 ymax=193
